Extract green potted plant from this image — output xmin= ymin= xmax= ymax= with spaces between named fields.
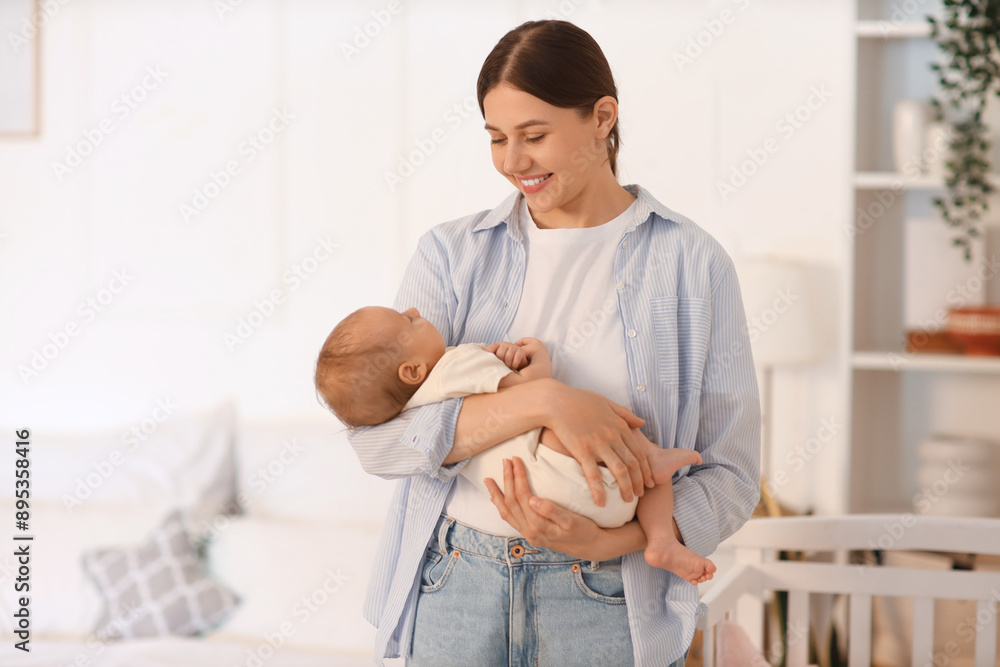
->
xmin=927 ymin=0 xmax=1000 ymax=263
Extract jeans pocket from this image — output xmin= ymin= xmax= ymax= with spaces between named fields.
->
xmin=571 ymin=557 xmax=626 ymax=605
xmin=419 ymin=548 xmax=459 ymax=593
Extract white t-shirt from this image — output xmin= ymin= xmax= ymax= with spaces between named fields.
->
xmin=442 ymin=194 xmax=638 ymax=535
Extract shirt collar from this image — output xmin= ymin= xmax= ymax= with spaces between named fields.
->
xmin=471 ymin=183 xmax=686 ymax=235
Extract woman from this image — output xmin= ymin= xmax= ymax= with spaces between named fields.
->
xmin=347 ymin=19 xmax=760 ymax=667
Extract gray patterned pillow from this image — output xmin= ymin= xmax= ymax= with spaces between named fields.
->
xmin=81 ymin=509 xmax=240 ymax=639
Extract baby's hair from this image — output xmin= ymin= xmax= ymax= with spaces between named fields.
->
xmin=314 ymin=307 xmax=421 ymax=428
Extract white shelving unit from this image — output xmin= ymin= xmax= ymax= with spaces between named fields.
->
xmin=856 ymin=20 xmax=932 ymax=39
xmin=849 ymin=1 xmax=1000 ymax=513
xmin=852 ymin=351 xmax=1000 ymax=374
xmin=854 ymin=171 xmax=1000 ymax=190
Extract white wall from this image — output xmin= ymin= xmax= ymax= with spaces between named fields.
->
xmin=0 ymin=0 xmax=855 ymax=512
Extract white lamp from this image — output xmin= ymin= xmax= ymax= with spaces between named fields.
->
xmin=734 ymin=257 xmax=824 ymax=510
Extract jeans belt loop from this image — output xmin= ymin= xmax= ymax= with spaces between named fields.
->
xmin=437 ymin=516 xmax=453 ymax=556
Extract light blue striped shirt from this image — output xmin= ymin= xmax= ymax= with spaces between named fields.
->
xmin=347 ymin=183 xmax=761 ymax=666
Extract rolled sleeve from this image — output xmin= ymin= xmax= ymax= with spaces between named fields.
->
xmin=674 ymin=475 xmax=720 ymax=557
xmin=672 ymin=391 xmax=761 ymax=556
xmin=402 ymin=395 xmax=470 ymax=482
xmin=671 ymin=474 xmax=721 ymax=557
xmin=347 ymin=396 xmax=470 ymax=481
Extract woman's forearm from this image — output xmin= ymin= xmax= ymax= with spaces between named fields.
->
xmin=444 ymin=378 xmax=555 ymax=465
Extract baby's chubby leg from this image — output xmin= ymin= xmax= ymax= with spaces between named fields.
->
xmin=637 ymin=486 xmax=716 ymax=584
xmin=539 ymin=427 xmax=713 ymax=583
xmin=630 ymin=428 xmax=702 ymax=485
xmin=627 ymin=430 xmax=715 ymax=581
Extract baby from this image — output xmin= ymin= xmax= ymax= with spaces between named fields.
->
xmin=314 ymin=304 xmax=716 ymax=584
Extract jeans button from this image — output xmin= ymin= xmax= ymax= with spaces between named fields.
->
xmin=510 ymin=544 xmax=524 ymax=558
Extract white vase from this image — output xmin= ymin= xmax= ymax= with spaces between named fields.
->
xmin=892 ymin=99 xmax=929 ymax=174
xmin=923 ymin=121 xmax=954 ymax=178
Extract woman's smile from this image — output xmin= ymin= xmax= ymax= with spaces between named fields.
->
xmin=518 ymin=173 xmax=553 ymax=193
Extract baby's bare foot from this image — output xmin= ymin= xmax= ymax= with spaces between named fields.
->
xmin=647 ymin=448 xmax=702 ymax=486
xmin=644 ymin=537 xmax=717 ymax=584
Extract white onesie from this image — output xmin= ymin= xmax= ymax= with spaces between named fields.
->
xmin=401 ymin=342 xmax=638 ymax=528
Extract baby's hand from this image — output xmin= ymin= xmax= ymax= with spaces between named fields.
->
xmin=514 ymin=337 xmax=552 ymax=379
xmin=486 ymin=341 xmax=528 ymax=371
xmin=514 ymin=337 xmax=547 ymax=358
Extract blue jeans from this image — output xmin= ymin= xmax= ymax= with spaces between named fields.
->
xmin=406 ymin=514 xmax=690 ymax=667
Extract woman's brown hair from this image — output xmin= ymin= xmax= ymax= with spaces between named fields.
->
xmin=477 ymin=19 xmax=622 ymax=177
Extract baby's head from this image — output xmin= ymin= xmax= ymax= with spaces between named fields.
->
xmin=314 ymin=306 xmax=446 ymax=428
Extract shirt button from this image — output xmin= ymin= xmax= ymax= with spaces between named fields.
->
xmin=627 ymin=329 xmax=636 ymax=338
xmin=637 ymin=384 xmax=645 ymax=392
xmin=616 ymin=282 xmax=625 ymax=290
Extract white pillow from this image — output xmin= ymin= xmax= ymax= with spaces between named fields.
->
xmin=235 ymin=417 xmax=394 ymax=526
xmin=0 ymin=499 xmax=178 ymax=638
xmin=205 ymin=516 xmax=380 ymax=655
xmin=1 ymin=401 xmax=238 ymax=529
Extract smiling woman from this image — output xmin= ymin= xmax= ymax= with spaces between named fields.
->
xmin=344 ymin=18 xmax=761 ymax=667
xmin=479 ymin=25 xmax=632 ymax=229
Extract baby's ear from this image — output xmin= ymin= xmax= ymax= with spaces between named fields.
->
xmin=398 ymin=361 xmax=427 ymax=385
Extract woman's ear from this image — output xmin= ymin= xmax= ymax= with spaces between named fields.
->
xmin=592 ymin=95 xmax=618 ymax=139
xmin=398 ymin=361 xmax=427 ymax=386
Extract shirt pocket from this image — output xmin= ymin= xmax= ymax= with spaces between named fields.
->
xmin=650 ymin=296 xmax=713 ymax=391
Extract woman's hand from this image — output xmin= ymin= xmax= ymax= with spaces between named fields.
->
xmin=484 ymin=457 xmax=646 ymax=562
xmin=543 ymin=381 xmax=653 ymax=506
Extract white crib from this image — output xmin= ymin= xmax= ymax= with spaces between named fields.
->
xmin=698 ymin=515 xmax=1000 ymax=666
